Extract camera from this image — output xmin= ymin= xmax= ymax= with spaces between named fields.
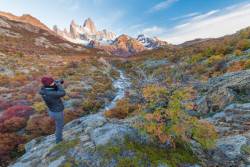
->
xmin=55 ymin=79 xmax=64 ymax=85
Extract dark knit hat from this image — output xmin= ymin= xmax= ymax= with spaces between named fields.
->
xmin=41 ymin=77 xmax=54 ymax=86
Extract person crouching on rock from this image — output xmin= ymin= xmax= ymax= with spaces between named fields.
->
xmin=40 ymin=77 xmax=66 ymax=143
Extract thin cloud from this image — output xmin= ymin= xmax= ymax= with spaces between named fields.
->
xmin=149 ymin=0 xmax=178 ymax=12
xmin=190 ymin=10 xmax=219 ymax=21
xmin=171 ymin=12 xmax=200 ymax=21
xmin=153 ymin=2 xmax=250 ymax=44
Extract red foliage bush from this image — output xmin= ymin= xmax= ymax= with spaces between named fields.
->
xmin=0 ymin=105 xmax=34 ymax=123
xmin=0 ymin=99 xmax=12 ymax=111
xmin=0 ymin=133 xmax=26 ymax=165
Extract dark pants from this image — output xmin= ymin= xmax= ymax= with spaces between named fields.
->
xmin=48 ymin=110 xmax=64 ymax=143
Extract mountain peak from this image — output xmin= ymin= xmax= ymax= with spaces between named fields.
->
xmin=83 ymin=17 xmax=96 ymax=34
xmin=70 ymin=19 xmax=77 ymax=26
xmin=137 ymin=34 xmax=168 ymax=49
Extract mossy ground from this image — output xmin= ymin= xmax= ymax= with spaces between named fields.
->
xmin=97 ymin=138 xmax=199 ymax=167
xmin=241 ymin=144 xmax=250 ymax=155
xmin=48 ymin=138 xmax=80 ymax=162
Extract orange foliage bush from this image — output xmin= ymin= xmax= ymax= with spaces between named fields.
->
xmin=26 ymin=114 xmax=55 ymax=137
xmin=105 ymin=99 xmax=136 ymax=119
xmin=0 ymin=74 xmax=9 ymax=86
xmin=10 ymin=74 xmax=29 ymax=87
xmin=234 ymin=49 xmax=242 ymax=56
xmin=227 ymin=59 xmax=250 ymax=72
xmin=0 ymin=117 xmax=26 ymax=133
xmin=236 ymin=39 xmax=250 ymax=50
xmin=64 ymin=109 xmax=87 ymax=124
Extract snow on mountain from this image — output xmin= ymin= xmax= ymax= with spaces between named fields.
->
xmin=53 ymin=18 xmax=116 ymax=45
xmin=53 ymin=18 xmax=168 ymax=56
xmin=137 ymin=34 xmax=168 ymax=49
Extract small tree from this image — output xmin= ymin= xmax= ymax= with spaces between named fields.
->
xmin=141 ymin=85 xmax=217 ymax=149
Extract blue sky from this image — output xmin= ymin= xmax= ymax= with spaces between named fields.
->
xmin=0 ymin=0 xmax=250 ymax=44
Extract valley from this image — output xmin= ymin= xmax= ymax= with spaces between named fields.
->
xmin=1 ymin=9 xmax=250 ymax=167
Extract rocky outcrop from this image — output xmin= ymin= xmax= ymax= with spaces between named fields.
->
xmin=213 ymin=134 xmax=250 ymax=166
xmin=204 ymin=103 xmax=250 ymax=166
xmin=208 ymin=103 xmax=250 ymax=136
xmin=195 ymin=70 xmax=250 ymax=114
xmin=9 ymin=113 xmax=146 ymax=167
xmin=191 ymin=133 xmax=250 ymax=167
xmin=193 ymin=70 xmax=250 ymax=166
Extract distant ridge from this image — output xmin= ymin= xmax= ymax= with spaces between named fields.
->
xmin=0 ymin=11 xmax=50 ymax=32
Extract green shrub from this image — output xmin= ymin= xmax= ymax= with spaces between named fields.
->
xmin=141 ymin=87 xmax=217 ymax=149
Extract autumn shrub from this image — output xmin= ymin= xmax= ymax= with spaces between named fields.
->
xmin=227 ymin=61 xmax=246 ymax=72
xmin=0 ymin=117 xmax=26 ymax=133
xmin=0 ymin=133 xmax=26 ymax=165
xmin=188 ymin=53 xmax=204 ymax=64
xmin=0 ymin=99 xmax=12 ymax=111
xmin=0 ymin=105 xmax=34 ymax=123
xmin=206 ymin=54 xmax=225 ymax=66
xmin=236 ymin=39 xmax=250 ymax=51
xmin=26 ymin=114 xmax=54 ymax=137
xmin=234 ymin=49 xmax=242 ymax=56
xmin=10 ymin=74 xmax=29 ymax=87
xmin=64 ymin=109 xmax=80 ymax=123
xmin=244 ymin=60 xmax=250 ymax=69
xmin=189 ymin=64 xmax=207 ymax=76
xmin=191 ymin=120 xmax=218 ymax=148
xmin=140 ymin=87 xmax=217 ymax=149
xmin=32 ymin=102 xmax=47 ymax=113
xmin=104 ymin=98 xmax=136 ymax=119
xmin=82 ymin=98 xmax=102 ymax=113
xmin=0 ymin=74 xmax=9 ymax=86
xmin=142 ymin=84 xmax=168 ymax=110
xmin=202 ymin=48 xmax=214 ymax=57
